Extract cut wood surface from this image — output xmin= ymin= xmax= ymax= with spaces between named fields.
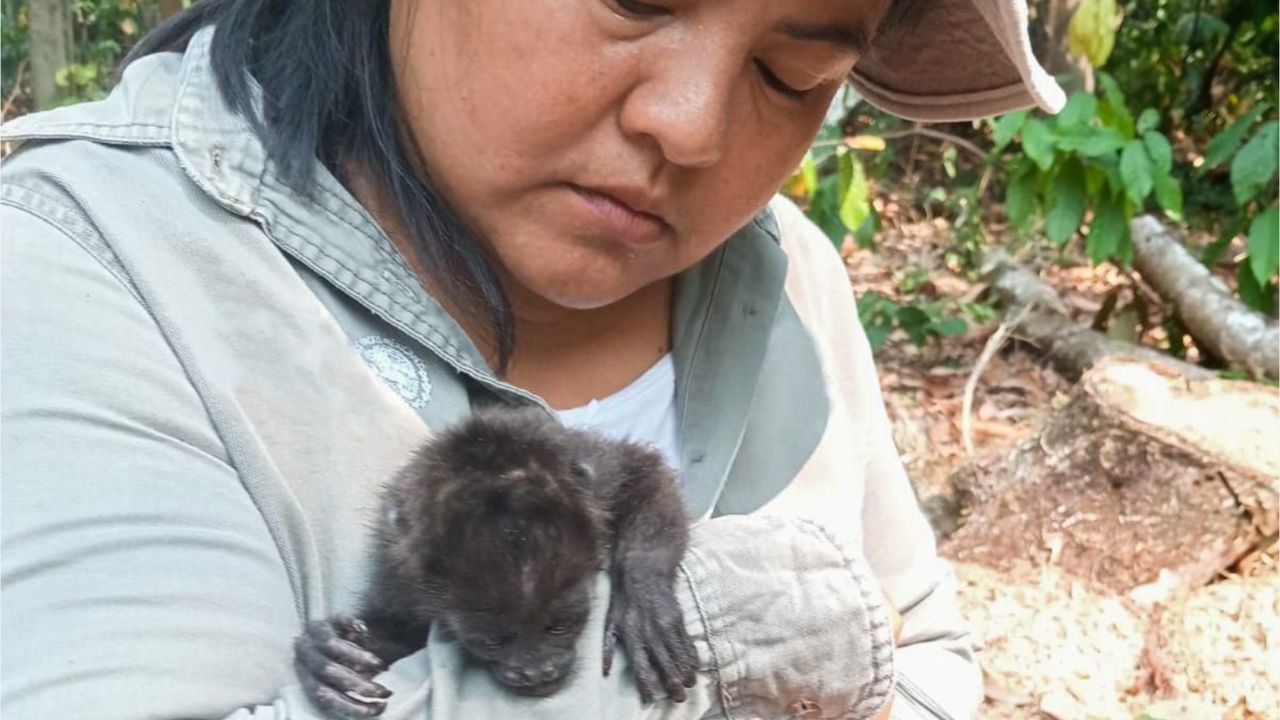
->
xmin=985 ymin=258 xmax=1212 ymax=381
xmin=943 ymin=358 xmax=1279 ymax=594
xmin=1131 ymin=214 xmax=1280 ymax=380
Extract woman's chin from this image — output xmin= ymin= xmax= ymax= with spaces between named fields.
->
xmin=513 ymin=270 xmax=652 ymax=312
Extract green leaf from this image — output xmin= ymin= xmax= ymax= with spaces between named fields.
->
xmin=856 ymin=291 xmax=896 ymax=351
xmin=1247 ymin=206 xmax=1279 ymax=285
xmin=801 ymin=154 xmax=818 ymax=198
xmin=1067 ymin=0 xmax=1118 ymax=67
xmin=1230 ymin=121 xmax=1279 ymax=207
xmin=1142 ymin=131 xmax=1173 ymax=172
xmin=1005 ymin=165 xmax=1036 ymax=229
xmin=1045 ymin=158 xmax=1087 ymax=244
xmin=1174 ymin=12 xmax=1230 ymax=46
xmin=1153 ymin=172 xmax=1184 ymax=221
xmin=1056 ymin=126 xmax=1127 ymax=157
xmin=809 ymin=175 xmax=847 ymax=245
xmin=1088 ymin=190 xmax=1128 ymax=263
xmin=896 ymin=305 xmax=931 ymax=346
xmin=1236 ymin=260 xmax=1271 ymax=314
xmin=992 ymin=110 xmax=1028 ymax=151
xmin=1201 ymin=103 xmax=1270 ymax=173
xmin=1095 ymin=72 xmax=1134 ymax=137
xmin=931 ymin=317 xmax=968 ymax=336
xmin=1020 ymin=119 xmax=1056 ymax=170
xmin=854 ymin=206 xmax=880 ymax=249
xmin=1120 ymin=140 xmax=1155 ymax=204
xmin=837 ymin=152 xmax=871 ymax=232
xmin=1056 ymin=93 xmax=1098 ymax=130
xmin=1136 ymin=108 xmax=1160 ymax=135
xmin=1096 ymin=72 xmax=1125 ymax=112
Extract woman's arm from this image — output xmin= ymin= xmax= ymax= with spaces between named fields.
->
xmin=1 ymin=203 xmax=318 ymax=719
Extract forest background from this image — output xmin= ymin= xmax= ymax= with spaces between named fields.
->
xmin=1 ymin=0 xmax=1278 ymax=718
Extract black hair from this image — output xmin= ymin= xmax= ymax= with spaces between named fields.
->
xmin=124 ymin=0 xmax=516 ymax=371
xmin=124 ymin=0 xmax=930 ymax=373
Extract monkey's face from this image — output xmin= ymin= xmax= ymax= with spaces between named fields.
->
xmin=444 ymin=580 xmax=593 ymax=696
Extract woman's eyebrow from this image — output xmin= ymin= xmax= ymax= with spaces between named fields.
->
xmin=779 ymin=21 xmax=870 ymax=55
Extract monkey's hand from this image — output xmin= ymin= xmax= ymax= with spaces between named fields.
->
xmin=602 ymin=576 xmax=698 ymax=703
xmin=294 ymin=614 xmax=392 ymax=719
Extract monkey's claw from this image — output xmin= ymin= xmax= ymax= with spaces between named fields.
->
xmin=295 ymin=614 xmax=392 ymax=719
xmin=603 ymin=585 xmax=698 ymax=703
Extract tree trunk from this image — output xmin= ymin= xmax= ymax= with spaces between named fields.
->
xmin=1130 ymin=215 xmax=1280 ymax=380
xmin=985 ymin=258 xmax=1212 ymax=381
xmin=943 ymin=358 xmax=1279 ymax=594
xmin=1029 ymin=0 xmax=1094 ymax=94
xmin=27 ymin=0 xmax=73 ymax=110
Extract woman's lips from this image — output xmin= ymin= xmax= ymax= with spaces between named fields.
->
xmin=571 ymin=185 xmax=668 ymax=247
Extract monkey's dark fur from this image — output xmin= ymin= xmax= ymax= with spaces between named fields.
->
xmin=294 ymin=406 xmax=696 ymax=718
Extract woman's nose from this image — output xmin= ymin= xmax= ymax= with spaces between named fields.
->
xmin=619 ymin=49 xmax=735 ymax=170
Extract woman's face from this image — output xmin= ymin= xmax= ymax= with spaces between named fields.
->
xmin=390 ymin=0 xmax=891 ymax=312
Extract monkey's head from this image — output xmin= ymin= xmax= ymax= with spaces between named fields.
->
xmin=387 ymin=408 xmax=608 ymax=695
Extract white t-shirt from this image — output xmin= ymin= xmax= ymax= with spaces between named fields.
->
xmin=555 ymin=354 xmax=682 ymax=480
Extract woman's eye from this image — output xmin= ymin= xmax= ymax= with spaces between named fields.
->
xmin=754 ymin=60 xmax=811 ymax=100
xmin=609 ymin=0 xmax=669 ymax=19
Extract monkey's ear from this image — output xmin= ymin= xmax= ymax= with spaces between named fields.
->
xmin=571 ymin=459 xmax=596 ymax=485
xmin=383 ymin=502 xmax=404 ymax=533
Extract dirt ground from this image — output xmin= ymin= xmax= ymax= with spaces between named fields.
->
xmin=843 ymin=192 xmax=1279 ymax=720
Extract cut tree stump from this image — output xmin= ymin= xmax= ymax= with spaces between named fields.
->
xmin=985 ymin=258 xmax=1212 ymax=381
xmin=1131 ymin=215 xmax=1280 ymax=380
xmin=942 ymin=358 xmax=1279 ymax=594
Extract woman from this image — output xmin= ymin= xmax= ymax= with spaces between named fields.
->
xmin=0 ymin=0 xmax=1062 ymax=718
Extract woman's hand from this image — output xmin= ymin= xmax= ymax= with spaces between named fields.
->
xmin=869 ymin=600 xmax=903 ymax=720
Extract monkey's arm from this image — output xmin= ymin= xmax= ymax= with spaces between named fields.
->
xmin=581 ymin=439 xmax=698 ymax=703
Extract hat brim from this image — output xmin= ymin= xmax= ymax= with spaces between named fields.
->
xmin=850 ymin=0 xmax=1066 ymax=122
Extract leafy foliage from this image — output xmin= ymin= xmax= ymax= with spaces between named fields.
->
xmin=856 ymin=291 xmax=968 ymax=351
xmin=1104 ymin=0 xmax=1277 ymax=124
xmin=2 ymin=0 xmax=169 ymax=110
xmin=989 ymin=77 xmax=1184 ymax=265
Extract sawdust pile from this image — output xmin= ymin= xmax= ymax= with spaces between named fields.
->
xmin=952 ymin=525 xmax=1279 ymax=720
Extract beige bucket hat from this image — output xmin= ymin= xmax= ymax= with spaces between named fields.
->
xmin=852 ymin=0 xmax=1066 ymax=121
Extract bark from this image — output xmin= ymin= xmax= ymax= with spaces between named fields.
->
xmin=27 ymin=0 xmax=73 ymax=110
xmin=943 ymin=358 xmax=1279 ymax=594
xmin=1130 ymin=215 xmax=1280 ymax=380
xmin=985 ymin=258 xmax=1212 ymax=382
xmin=1028 ymin=0 xmax=1094 ymax=94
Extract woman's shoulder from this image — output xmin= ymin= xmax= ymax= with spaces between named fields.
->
xmin=767 ymin=193 xmax=861 ymax=328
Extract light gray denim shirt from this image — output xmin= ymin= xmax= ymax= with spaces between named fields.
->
xmin=1 ymin=27 xmax=980 ymax=720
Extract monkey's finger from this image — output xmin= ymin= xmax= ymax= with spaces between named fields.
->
xmin=303 ymin=621 xmax=386 ymax=673
xmin=643 ymin=621 xmax=687 ymax=703
xmin=295 ymin=642 xmax=393 ymax=700
xmin=602 ymin=597 xmax=624 ymax=676
xmin=602 ymin=628 xmax=620 ymax=676
xmin=299 ymin=671 xmax=389 ymax=720
xmin=623 ymin=618 xmax=660 ymax=704
xmin=664 ymin=618 xmax=698 ymax=688
xmin=334 ymin=614 xmax=371 ymax=640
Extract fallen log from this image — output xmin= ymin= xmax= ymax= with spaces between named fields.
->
xmin=942 ymin=358 xmax=1279 ymax=594
xmin=1130 ymin=215 xmax=1280 ymax=380
xmin=985 ymin=258 xmax=1212 ymax=381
